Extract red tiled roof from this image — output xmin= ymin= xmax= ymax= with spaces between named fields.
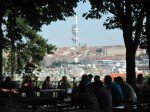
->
xmin=109 ymin=73 xmax=126 ymax=79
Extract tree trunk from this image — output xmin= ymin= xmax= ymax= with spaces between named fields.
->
xmin=147 ymin=47 xmax=150 ymax=69
xmin=126 ymin=47 xmax=136 ymax=89
xmin=121 ymin=1 xmax=144 ymax=89
xmin=144 ymin=2 xmax=150 ymax=69
xmin=8 ymin=12 xmax=16 ymax=78
xmin=10 ymin=39 xmax=15 ymax=78
xmin=0 ymin=21 xmax=3 ymax=83
xmin=123 ymin=30 xmax=137 ymax=89
xmin=0 ymin=11 xmax=4 ymax=83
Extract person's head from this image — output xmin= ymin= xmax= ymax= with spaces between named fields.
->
xmin=88 ymin=74 xmax=93 ymax=81
xmin=46 ymin=76 xmax=50 ymax=82
xmin=137 ymin=74 xmax=143 ymax=83
xmin=94 ymin=75 xmax=100 ymax=82
xmin=104 ymin=75 xmax=112 ymax=84
xmin=62 ymin=76 xmax=67 ymax=82
xmin=114 ymin=76 xmax=124 ymax=84
xmin=5 ymin=76 xmax=12 ymax=83
xmin=81 ymin=74 xmax=88 ymax=83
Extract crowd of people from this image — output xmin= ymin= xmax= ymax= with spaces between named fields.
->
xmin=0 ymin=74 xmax=150 ymax=112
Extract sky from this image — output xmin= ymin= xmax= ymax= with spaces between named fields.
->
xmin=39 ymin=2 xmax=124 ymax=47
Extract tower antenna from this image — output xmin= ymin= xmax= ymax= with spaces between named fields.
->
xmin=72 ymin=14 xmax=79 ymax=63
xmin=72 ymin=15 xmax=79 ymax=47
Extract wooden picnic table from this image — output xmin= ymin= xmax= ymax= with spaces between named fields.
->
xmin=40 ymin=88 xmax=65 ymax=97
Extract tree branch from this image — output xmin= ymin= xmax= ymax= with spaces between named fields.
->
xmin=98 ymin=3 xmax=116 ymax=15
xmin=113 ymin=0 xmax=126 ymax=29
xmin=134 ymin=8 xmax=145 ymax=51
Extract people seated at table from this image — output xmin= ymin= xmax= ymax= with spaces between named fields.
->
xmin=104 ymin=75 xmax=123 ymax=106
xmin=74 ymin=74 xmax=90 ymax=97
xmin=58 ymin=76 xmax=71 ymax=91
xmin=58 ymin=76 xmax=71 ymax=100
xmin=139 ymin=77 xmax=150 ymax=103
xmin=0 ymin=76 xmax=18 ymax=94
xmin=87 ymin=75 xmax=103 ymax=91
xmin=0 ymin=76 xmax=18 ymax=105
xmin=21 ymin=76 xmax=36 ymax=97
xmin=114 ymin=76 xmax=137 ymax=103
xmin=42 ymin=76 xmax=53 ymax=89
xmin=77 ymin=83 xmax=100 ymax=110
xmin=71 ymin=77 xmax=78 ymax=97
xmin=41 ymin=76 xmax=54 ymax=97
xmin=93 ymin=80 xmax=112 ymax=112
xmin=136 ymin=74 xmax=144 ymax=93
xmin=72 ymin=75 xmax=85 ymax=103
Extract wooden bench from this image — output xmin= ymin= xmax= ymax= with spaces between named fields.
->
xmin=112 ymin=102 xmax=150 ymax=112
xmin=17 ymin=97 xmax=58 ymax=111
xmin=55 ymin=103 xmax=70 ymax=112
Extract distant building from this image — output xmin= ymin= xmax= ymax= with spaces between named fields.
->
xmin=98 ymin=60 xmax=114 ymax=66
xmin=41 ymin=45 xmax=147 ymax=69
xmin=102 ymin=45 xmax=126 ymax=56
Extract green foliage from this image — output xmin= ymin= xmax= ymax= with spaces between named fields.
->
xmin=51 ymin=61 xmax=63 ymax=67
xmin=82 ymin=0 xmax=146 ymax=87
xmin=26 ymin=35 xmax=56 ymax=64
xmin=0 ymin=0 xmax=80 ymax=81
xmin=70 ymin=61 xmax=81 ymax=64
xmin=1 ymin=0 xmax=80 ymax=29
xmin=83 ymin=0 xmax=145 ymax=32
xmin=96 ymin=48 xmax=102 ymax=52
xmin=1 ymin=0 xmax=79 ymax=76
xmin=3 ymin=16 xmax=56 ymax=74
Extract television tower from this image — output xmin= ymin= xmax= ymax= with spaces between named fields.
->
xmin=72 ymin=15 xmax=79 ymax=47
xmin=72 ymin=15 xmax=79 ymax=63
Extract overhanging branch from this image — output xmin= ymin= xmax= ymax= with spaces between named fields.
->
xmin=134 ymin=8 xmax=145 ymax=51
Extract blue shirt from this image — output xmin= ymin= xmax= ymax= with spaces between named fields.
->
xmin=106 ymin=82 xmax=123 ymax=105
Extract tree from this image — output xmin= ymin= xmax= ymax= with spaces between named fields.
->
xmin=83 ymin=0 xmax=146 ymax=88
xmin=4 ymin=32 xmax=56 ymax=76
xmin=139 ymin=1 xmax=150 ymax=69
xmin=0 ymin=0 xmax=80 ymax=82
xmin=4 ymin=13 xmax=56 ymax=77
xmin=26 ymin=35 xmax=56 ymax=65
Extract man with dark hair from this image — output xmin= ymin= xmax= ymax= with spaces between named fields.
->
xmin=94 ymin=75 xmax=100 ymax=82
xmin=139 ymin=77 xmax=150 ymax=103
xmin=80 ymin=74 xmax=89 ymax=85
xmin=77 ymin=83 xmax=100 ymax=110
xmin=42 ymin=76 xmax=53 ymax=89
xmin=93 ymin=79 xmax=112 ymax=112
xmin=87 ymin=75 xmax=103 ymax=91
xmin=104 ymin=75 xmax=123 ymax=105
xmin=136 ymin=74 xmax=144 ymax=92
xmin=114 ymin=76 xmax=137 ymax=103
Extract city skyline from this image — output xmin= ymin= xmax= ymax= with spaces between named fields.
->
xmin=39 ymin=2 xmax=124 ymax=47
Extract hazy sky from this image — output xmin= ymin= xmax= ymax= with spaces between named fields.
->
xmin=39 ymin=2 xmax=124 ymax=47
